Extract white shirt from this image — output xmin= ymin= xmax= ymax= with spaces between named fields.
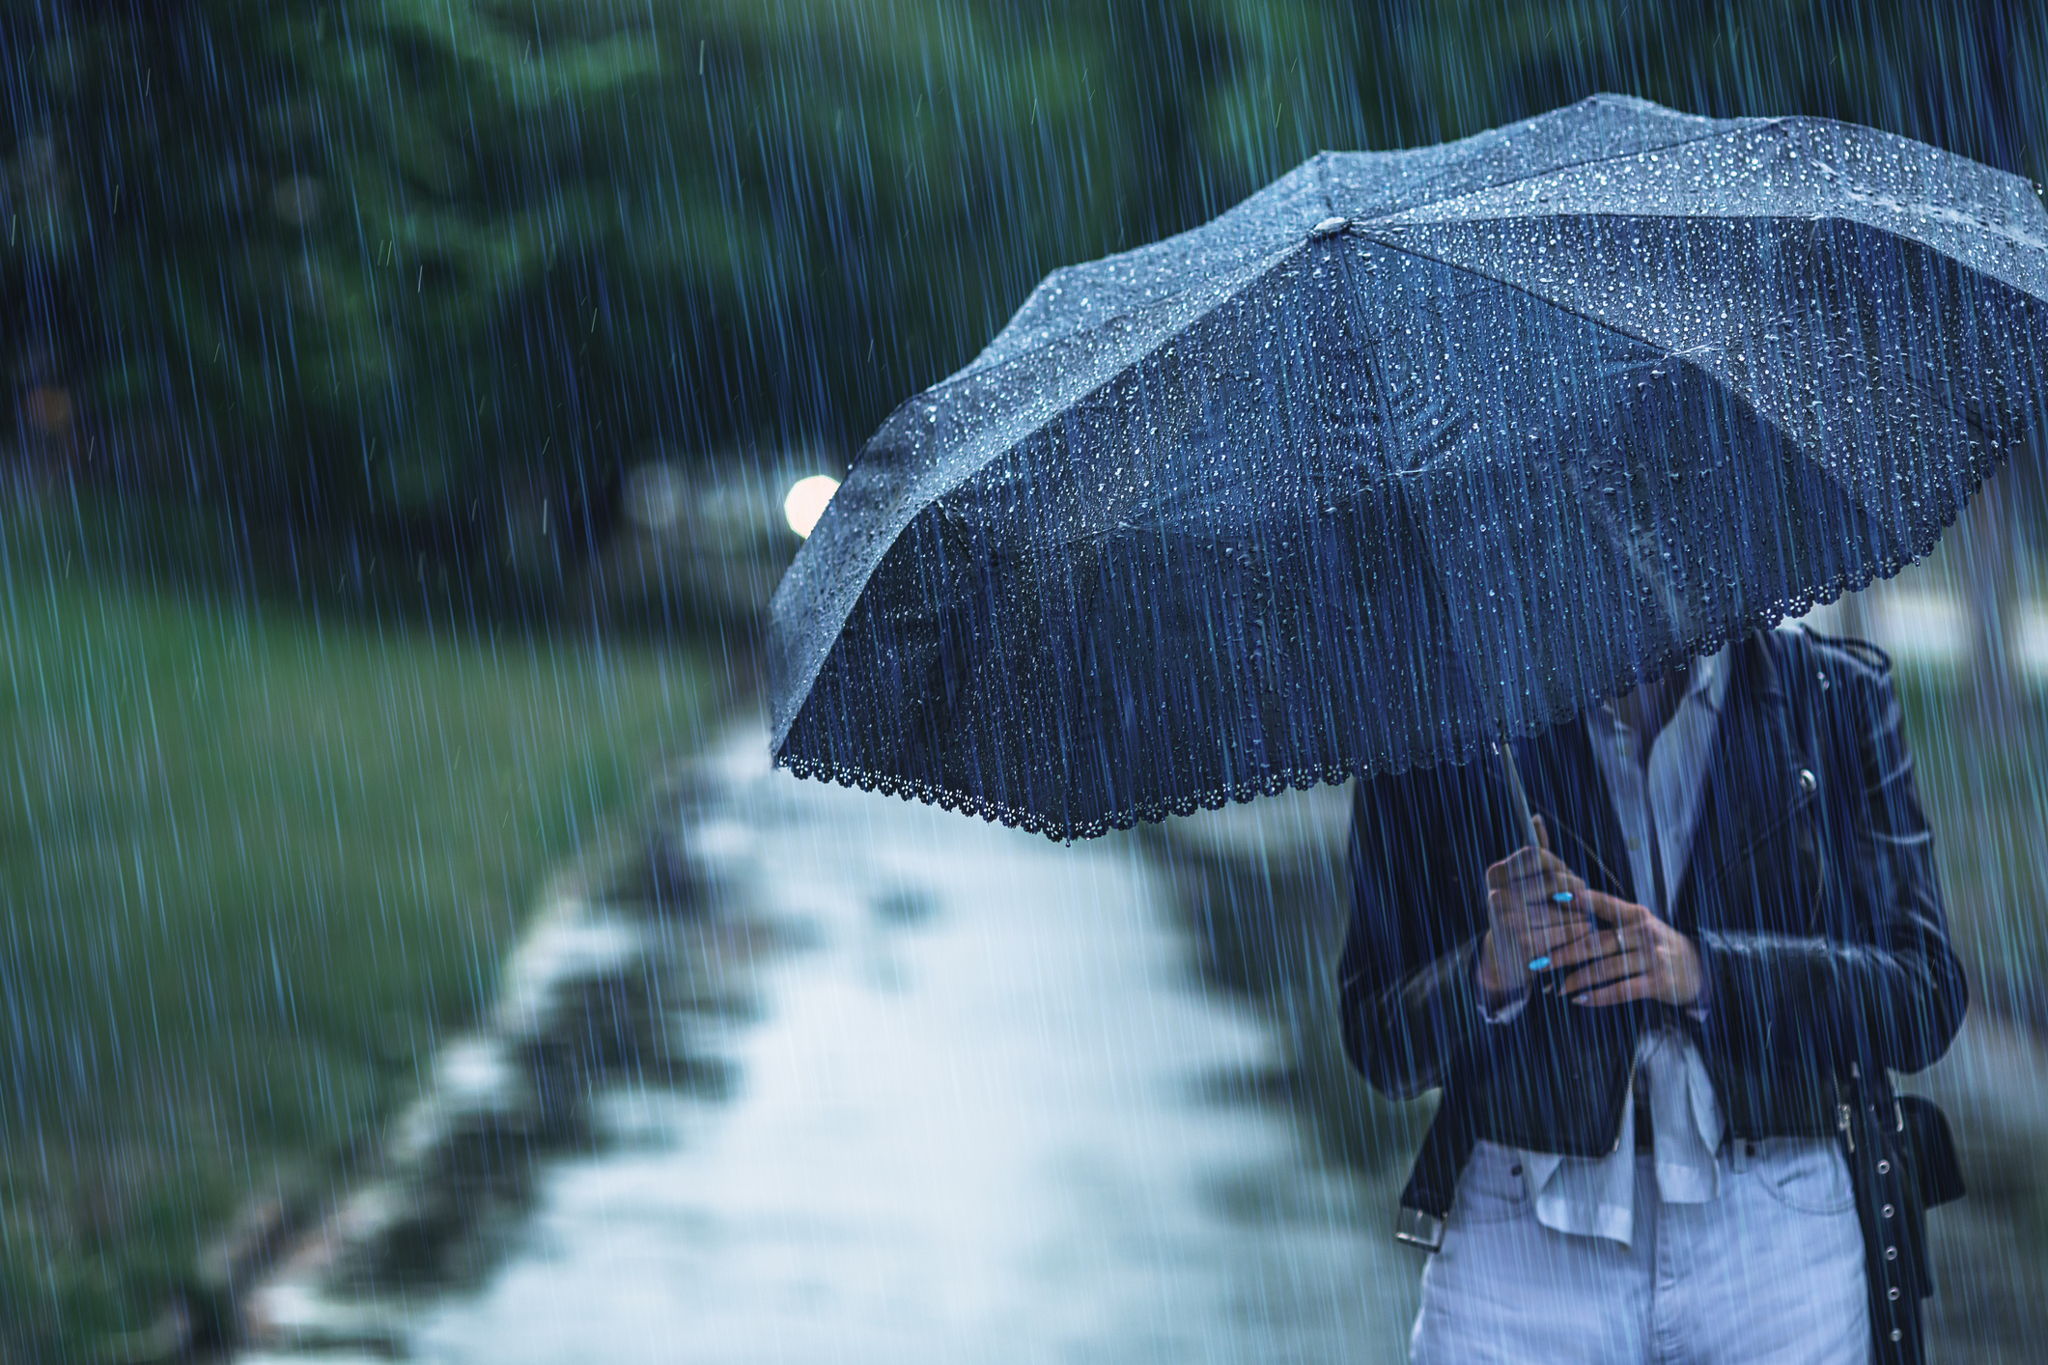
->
xmin=1483 ymin=646 xmax=1731 ymax=1245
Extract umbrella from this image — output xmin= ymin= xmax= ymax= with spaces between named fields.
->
xmin=768 ymin=93 xmax=2048 ymax=842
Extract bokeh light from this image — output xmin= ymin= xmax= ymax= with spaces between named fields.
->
xmin=783 ymin=475 xmax=841 ymax=538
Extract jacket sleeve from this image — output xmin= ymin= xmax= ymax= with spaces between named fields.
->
xmin=1336 ymin=760 xmax=1517 ymax=1099
xmin=1693 ymin=661 xmax=1967 ymax=1076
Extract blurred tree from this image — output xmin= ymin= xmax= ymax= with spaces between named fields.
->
xmin=4 ymin=1 xmax=677 ymax=586
xmin=2 ymin=0 xmax=2044 ymax=607
xmin=2 ymin=1 xmax=1263 ymax=590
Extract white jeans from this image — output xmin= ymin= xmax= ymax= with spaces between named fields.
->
xmin=1409 ymin=1138 xmax=1871 ymax=1365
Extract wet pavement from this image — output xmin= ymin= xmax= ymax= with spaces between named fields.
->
xmin=247 ymin=734 xmax=1416 ymax=1363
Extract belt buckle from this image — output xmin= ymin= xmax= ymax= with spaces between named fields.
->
xmin=1395 ymin=1206 xmax=1445 ymax=1252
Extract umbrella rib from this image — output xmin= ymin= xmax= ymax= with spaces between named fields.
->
xmin=1374 ymin=207 xmax=2048 ymax=286
xmin=957 ymin=127 xmax=1755 ymax=380
xmin=911 ymin=241 xmax=1315 ymax=495
xmin=1351 ymin=121 xmax=1774 ymax=226
xmin=1356 ymin=228 xmax=2002 ymax=596
xmin=778 ymin=240 xmax=1318 ymax=719
xmin=1353 ymin=229 xmax=1828 ymax=470
xmin=910 ymin=237 xmax=1307 ymax=407
xmin=942 ymin=125 xmax=1759 ymax=394
xmin=934 ymin=118 xmax=2000 ymax=408
xmin=1360 ymin=211 xmax=2042 ymax=511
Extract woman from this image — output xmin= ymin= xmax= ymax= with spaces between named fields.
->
xmin=1338 ymin=624 xmax=1966 ymax=1364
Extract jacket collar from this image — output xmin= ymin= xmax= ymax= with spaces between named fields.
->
xmin=1671 ymin=628 xmax=1790 ymax=926
xmin=1513 ymin=629 xmax=1788 ymax=922
xmin=1589 ymin=642 xmax=1733 ymax=741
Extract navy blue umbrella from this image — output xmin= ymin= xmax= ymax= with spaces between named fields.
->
xmin=768 ymin=94 xmax=2048 ymax=842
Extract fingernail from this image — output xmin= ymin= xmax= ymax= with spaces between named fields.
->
xmin=1551 ymin=892 xmax=1574 ymax=905
xmin=1526 ymin=956 xmax=1552 ymax=972
xmin=1571 ymin=994 xmax=1590 ymax=1005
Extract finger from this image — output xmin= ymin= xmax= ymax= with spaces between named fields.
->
xmin=1491 ymin=864 xmax=1583 ymax=907
xmin=1571 ymin=975 xmax=1657 ymax=1008
xmin=1489 ymin=889 xmax=1567 ymax=929
xmin=1496 ymin=898 xmax=1591 ymax=945
xmin=1518 ymin=927 xmax=1603 ymax=973
xmin=1487 ymin=845 xmax=1572 ymax=886
xmin=1502 ymin=903 xmax=1601 ymax=940
xmin=1516 ymin=850 xmax=1575 ymax=885
xmin=1518 ymin=878 xmax=1589 ymax=920
xmin=1559 ymin=955 xmax=1644 ymax=996
xmin=1499 ymin=888 xmax=1589 ymax=916
xmin=1508 ymin=914 xmax=1601 ymax=952
xmin=1538 ymin=929 xmax=1620 ymax=973
xmin=1573 ymin=889 xmax=1651 ymax=927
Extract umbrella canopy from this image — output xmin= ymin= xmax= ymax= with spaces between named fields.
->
xmin=768 ymin=93 xmax=2048 ymax=841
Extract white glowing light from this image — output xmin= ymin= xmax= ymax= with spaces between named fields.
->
xmin=783 ymin=475 xmax=841 ymax=538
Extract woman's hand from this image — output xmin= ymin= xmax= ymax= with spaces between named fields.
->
xmin=1535 ymin=889 xmax=1704 ymax=1008
xmin=1476 ymin=817 xmax=1598 ymax=1005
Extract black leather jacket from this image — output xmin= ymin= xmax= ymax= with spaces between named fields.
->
xmin=1337 ymin=625 xmax=1966 ymax=1156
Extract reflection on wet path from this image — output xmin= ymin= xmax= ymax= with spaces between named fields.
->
xmin=259 ymin=734 xmax=1416 ymax=1362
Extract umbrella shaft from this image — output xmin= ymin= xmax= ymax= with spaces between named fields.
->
xmin=1495 ymin=743 xmax=1542 ymax=851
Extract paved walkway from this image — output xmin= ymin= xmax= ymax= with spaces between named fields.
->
xmin=312 ymin=736 xmax=1415 ymax=1364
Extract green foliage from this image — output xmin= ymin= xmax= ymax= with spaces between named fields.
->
xmin=7 ymin=1 xmax=2042 ymax=562
xmin=11 ymin=2 xmax=665 ymax=523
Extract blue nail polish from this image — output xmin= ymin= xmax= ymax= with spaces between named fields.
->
xmin=1551 ymin=891 xmax=1575 ymax=905
xmin=1526 ymin=956 xmax=1552 ymax=971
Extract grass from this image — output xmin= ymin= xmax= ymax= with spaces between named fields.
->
xmin=0 ymin=500 xmax=726 ymax=1360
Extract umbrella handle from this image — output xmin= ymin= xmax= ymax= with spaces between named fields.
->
xmin=1494 ymin=742 xmax=1542 ymax=851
